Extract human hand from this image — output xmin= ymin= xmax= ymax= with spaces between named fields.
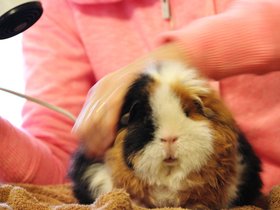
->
xmin=73 ymin=42 xmax=188 ymax=158
xmin=73 ymin=69 xmax=139 ymax=158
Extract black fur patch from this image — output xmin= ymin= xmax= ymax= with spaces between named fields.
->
xmin=118 ymin=74 xmax=156 ymax=168
xmin=232 ymin=133 xmax=263 ymax=206
xmin=68 ymin=147 xmax=102 ymax=204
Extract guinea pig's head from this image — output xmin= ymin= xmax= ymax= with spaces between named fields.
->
xmin=115 ymin=61 xmax=237 ymax=187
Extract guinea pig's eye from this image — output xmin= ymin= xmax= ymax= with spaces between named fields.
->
xmin=192 ymin=98 xmax=215 ymax=118
xmin=120 ymin=101 xmax=142 ymax=125
xmin=182 ymin=100 xmax=203 ymax=118
xmin=193 ymin=99 xmax=204 ymax=115
xmin=183 ymin=107 xmax=190 ymax=117
xmin=120 ymin=113 xmax=130 ymax=125
xmin=128 ymin=101 xmax=142 ymax=122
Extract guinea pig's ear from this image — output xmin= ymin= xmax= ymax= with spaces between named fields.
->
xmin=120 ymin=113 xmax=130 ymax=126
xmin=120 ymin=101 xmax=140 ymax=126
xmin=193 ymin=97 xmax=215 ymax=118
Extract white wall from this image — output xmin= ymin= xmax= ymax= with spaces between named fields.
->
xmin=0 ymin=35 xmax=25 ymax=127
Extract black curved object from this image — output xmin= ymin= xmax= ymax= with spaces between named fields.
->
xmin=0 ymin=1 xmax=43 ymax=39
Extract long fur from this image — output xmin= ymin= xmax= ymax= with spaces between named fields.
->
xmin=69 ymin=61 xmax=262 ymax=209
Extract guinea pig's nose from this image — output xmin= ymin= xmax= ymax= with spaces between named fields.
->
xmin=160 ymin=136 xmax=178 ymax=144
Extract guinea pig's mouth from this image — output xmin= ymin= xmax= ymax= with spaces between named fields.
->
xmin=163 ymin=157 xmax=178 ymax=165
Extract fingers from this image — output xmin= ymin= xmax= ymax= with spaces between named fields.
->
xmin=82 ymin=106 xmax=116 ymax=158
xmin=73 ymin=73 xmax=137 ymax=158
xmin=73 ymin=100 xmax=115 ymax=158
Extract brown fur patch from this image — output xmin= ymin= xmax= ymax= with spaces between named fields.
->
xmin=105 ymin=130 xmax=149 ymax=203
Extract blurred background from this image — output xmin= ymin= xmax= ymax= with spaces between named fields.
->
xmin=0 ymin=35 xmax=25 ymax=127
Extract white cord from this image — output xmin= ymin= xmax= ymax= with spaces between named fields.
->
xmin=0 ymin=87 xmax=76 ymax=122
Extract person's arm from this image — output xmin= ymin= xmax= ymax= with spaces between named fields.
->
xmin=158 ymin=0 xmax=280 ymax=80
xmin=0 ymin=0 xmax=94 ymax=184
xmin=74 ymin=0 xmax=280 ymax=158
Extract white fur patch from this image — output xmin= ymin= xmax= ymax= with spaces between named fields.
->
xmin=83 ymin=163 xmax=113 ymax=198
xmin=150 ymin=186 xmax=181 ymax=207
xmin=145 ymin=61 xmax=210 ymax=95
xmin=134 ymin=62 xmax=214 ymax=191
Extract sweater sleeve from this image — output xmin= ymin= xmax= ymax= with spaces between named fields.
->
xmin=0 ymin=0 xmax=95 ymax=184
xmin=158 ymin=0 xmax=280 ymax=80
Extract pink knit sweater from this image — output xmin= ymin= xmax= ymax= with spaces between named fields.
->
xmin=0 ymin=0 xmax=279 ymax=194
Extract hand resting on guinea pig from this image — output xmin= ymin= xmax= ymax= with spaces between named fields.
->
xmin=69 ymin=61 xmax=262 ymax=209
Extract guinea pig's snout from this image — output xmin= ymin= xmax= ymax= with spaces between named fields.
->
xmin=160 ymin=136 xmax=178 ymax=165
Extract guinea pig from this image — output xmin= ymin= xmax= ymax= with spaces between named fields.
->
xmin=69 ymin=61 xmax=262 ymax=209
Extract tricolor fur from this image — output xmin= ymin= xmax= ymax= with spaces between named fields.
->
xmin=69 ymin=61 xmax=262 ymax=209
